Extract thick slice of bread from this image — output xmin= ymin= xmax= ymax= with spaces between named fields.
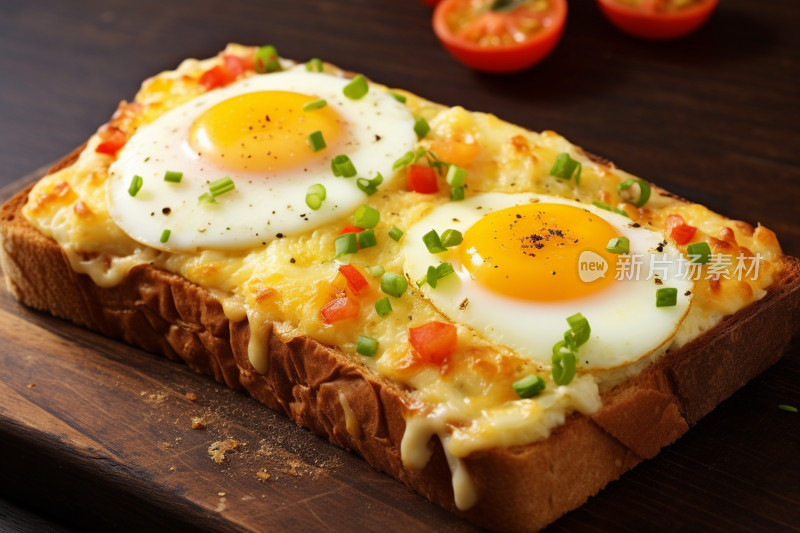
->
xmin=2 ymin=151 xmax=800 ymax=532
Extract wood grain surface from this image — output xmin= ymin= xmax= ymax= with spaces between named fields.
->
xmin=0 ymin=0 xmax=798 ymax=532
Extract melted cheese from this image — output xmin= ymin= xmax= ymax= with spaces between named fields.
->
xmin=20 ymin=45 xmax=786 ymax=510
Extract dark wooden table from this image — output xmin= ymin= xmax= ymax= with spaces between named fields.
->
xmin=1 ymin=1 xmax=798 ymax=532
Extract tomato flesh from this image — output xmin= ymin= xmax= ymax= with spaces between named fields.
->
xmin=433 ymin=0 xmax=567 ymax=73
xmin=338 ymin=264 xmax=369 ymax=296
xmin=406 ymin=165 xmax=439 ymax=194
xmin=321 ymin=297 xmax=360 ymax=324
xmin=409 ymin=322 xmax=458 ymax=365
xmin=596 ymin=0 xmax=718 ymax=40
xmin=95 ymin=127 xmax=127 ymax=156
xmin=666 ymin=214 xmax=697 ymax=245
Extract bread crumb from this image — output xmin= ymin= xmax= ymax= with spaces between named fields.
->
xmin=208 ymin=439 xmax=241 ymax=464
xmin=218 ymin=492 xmax=226 ymax=497
xmin=27 ymin=383 xmax=36 ymax=388
xmin=191 ymin=417 xmax=206 ymax=430
xmin=256 ymin=470 xmax=271 ymax=482
xmin=169 ymin=466 xmax=176 ymax=472
xmin=286 ymin=459 xmax=301 ymax=477
xmin=185 ymin=392 xmax=198 ymax=402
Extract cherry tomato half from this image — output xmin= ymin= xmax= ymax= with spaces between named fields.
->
xmin=596 ymin=0 xmax=718 ymax=41
xmin=433 ymin=0 xmax=567 ymax=73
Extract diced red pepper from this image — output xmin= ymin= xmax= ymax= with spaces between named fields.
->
xmin=321 ymin=297 xmax=360 ymax=324
xmin=666 ymin=214 xmax=697 ymax=245
xmin=409 ymin=321 xmax=457 ymax=365
xmin=339 ymin=225 xmax=365 ymax=235
xmin=95 ymin=127 xmax=127 ymax=156
xmin=406 ymin=165 xmax=439 ymax=194
xmin=338 ymin=264 xmax=369 ymax=296
xmin=199 ymin=65 xmax=237 ymax=90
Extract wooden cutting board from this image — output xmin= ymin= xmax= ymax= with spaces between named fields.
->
xmin=0 ymin=169 xmax=798 ymax=533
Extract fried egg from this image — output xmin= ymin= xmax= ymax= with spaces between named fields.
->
xmin=403 ymin=193 xmax=694 ymax=370
xmin=107 ymin=68 xmax=416 ymax=252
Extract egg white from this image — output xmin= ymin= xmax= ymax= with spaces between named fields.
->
xmin=403 ymin=193 xmax=694 ymax=371
xmin=107 ymin=68 xmax=416 ymax=252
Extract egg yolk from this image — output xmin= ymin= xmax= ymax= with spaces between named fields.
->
xmin=458 ymin=203 xmax=620 ymax=302
xmin=189 ymin=91 xmax=343 ymax=173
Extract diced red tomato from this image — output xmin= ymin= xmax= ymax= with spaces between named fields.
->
xmin=199 ymin=53 xmax=252 ymax=91
xmin=95 ymin=127 xmax=127 ymax=156
xmin=321 ymin=297 xmax=360 ymax=324
xmin=338 ymin=264 xmax=369 ymax=296
xmin=339 ymin=225 xmax=365 ymax=235
xmin=666 ymin=214 xmax=697 ymax=245
xmin=222 ymin=54 xmax=248 ymax=77
xmin=406 ymin=165 xmax=439 ymax=194
xmin=409 ymin=321 xmax=458 ymax=365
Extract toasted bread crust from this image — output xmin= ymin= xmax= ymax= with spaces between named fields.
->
xmin=2 ymin=158 xmax=800 ymax=532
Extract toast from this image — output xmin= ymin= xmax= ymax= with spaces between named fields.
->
xmin=2 ymin=48 xmax=799 ymax=532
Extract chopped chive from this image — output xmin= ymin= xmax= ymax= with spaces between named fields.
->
xmin=335 ymin=233 xmax=358 ymax=257
xmin=331 ymin=154 xmax=357 ymax=178
xmin=209 ymin=176 xmax=235 ymax=197
xmin=566 ymin=313 xmax=591 ymax=347
xmin=414 ymin=117 xmax=430 ymax=139
xmin=375 ymin=296 xmax=393 ymax=317
xmin=354 ymin=204 xmax=380 ymax=228
xmin=436 ymin=262 xmax=455 ymax=280
xmin=381 ymin=272 xmax=408 ymax=298
xmin=427 ymin=262 xmax=455 ymax=288
xmin=617 ymin=178 xmax=651 ymax=208
xmin=163 ymin=170 xmax=183 ymax=183
xmin=422 ymin=230 xmax=447 ymax=254
xmin=356 ymin=173 xmax=383 ymax=196
xmin=356 ymin=335 xmax=378 ymax=357
xmin=305 ymin=183 xmax=326 ymax=210
xmin=592 ymin=200 xmax=629 ymax=218
xmin=551 ymin=344 xmax=576 ymax=386
xmin=606 ymin=236 xmax=630 ymax=254
xmin=687 ymin=241 xmax=711 ymax=264
xmin=656 ymin=287 xmax=678 ymax=307
xmin=450 ymin=186 xmax=465 ymax=201
xmin=198 ymin=192 xmax=215 ymax=204
xmin=367 ymin=265 xmax=385 ymax=278
xmin=426 ymin=265 xmax=440 ymax=288
xmin=343 ymin=74 xmax=369 ymax=100
xmin=446 ymin=165 xmax=467 ymax=187
xmin=160 ymin=229 xmax=171 ymax=243
xmin=254 ymin=45 xmax=282 ymax=73
xmin=392 ymin=147 xmax=426 ymax=171
xmin=550 ymin=153 xmax=582 ymax=185
xmin=440 ymin=229 xmax=463 ymax=248
xmin=357 ymin=228 xmax=377 ymax=249
xmin=303 ymin=99 xmax=327 ymax=111
xmin=778 ymin=404 xmax=798 ymax=413
xmin=390 ymin=92 xmax=407 ymax=103
xmin=308 ymin=130 xmax=326 ymax=152
xmin=513 ymin=375 xmax=546 ymax=399
xmin=128 ymin=175 xmax=143 ymax=197
xmin=416 ymin=273 xmax=429 ymax=288
xmin=388 ymin=226 xmax=404 ymax=242
xmin=305 ymin=57 xmax=323 ymax=72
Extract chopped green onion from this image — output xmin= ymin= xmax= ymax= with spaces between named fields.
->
xmin=367 ymin=265 xmax=385 ymax=278
xmin=550 ymin=153 xmax=582 ymax=185
xmin=381 ymin=272 xmax=408 ymax=298
xmin=343 ymin=74 xmax=369 ymax=100
xmin=414 ymin=117 xmax=430 ymax=139
xmin=656 ymin=287 xmax=678 ymax=308
xmin=198 ymin=192 xmax=215 ymax=205
xmin=687 ymin=241 xmax=711 ymax=264
xmin=357 ymin=174 xmax=383 ymax=196
xmin=778 ymin=404 xmax=798 ymax=413
xmin=303 ymin=99 xmax=327 ymax=111
xmin=617 ymin=178 xmax=651 ymax=208
xmin=388 ymin=226 xmax=404 ymax=242
xmin=356 ymin=335 xmax=378 ymax=357
xmin=422 ymin=230 xmax=447 ymax=254
xmin=390 ymin=92 xmax=407 ymax=103
xmin=450 ymin=186 xmax=465 ymax=201
xmin=357 ymin=228 xmax=377 ymax=249
xmin=606 ymin=236 xmax=630 ymax=254
xmin=164 ymin=170 xmax=183 ymax=183
xmin=551 ymin=346 xmax=576 ymax=386
xmin=392 ymin=147 xmax=426 ymax=171
xmin=335 ymin=233 xmax=358 ymax=257
xmin=305 ymin=183 xmax=326 ymax=210
xmin=209 ymin=176 xmax=235 ymax=197
xmin=128 ymin=175 xmax=143 ymax=197
xmin=425 ymin=265 xmax=438 ymax=288
xmin=551 ymin=313 xmax=591 ymax=386
xmin=159 ymin=229 xmax=171 ymax=243
xmin=331 ymin=154 xmax=357 ymax=178
xmin=436 ymin=262 xmax=455 ymax=280
xmin=354 ymin=204 xmax=380 ymax=228
xmin=566 ymin=313 xmax=591 ymax=347
xmin=512 ymin=375 xmax=546 ymax=399
xmin=254 ymin=45 xmax=282 ymax=73
xmin=446 ymin=165 xmax=467 ymax=187
xmin=416 ymin=273 xmax=429 ymax=288
xmin=440 ymin=229 xmax=463 ymax=248
xmin=375 ymin=296 xmax=393 ymax=317
xmin=305 ymin=57 xmax=323 ymax=72
xmin=308 ymin=130 xmax=326 ymax=152
xmin=427 ymin=262 xmax=456 ymax=288
xmin=592 ymin=200 xmax=629 ymax=218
